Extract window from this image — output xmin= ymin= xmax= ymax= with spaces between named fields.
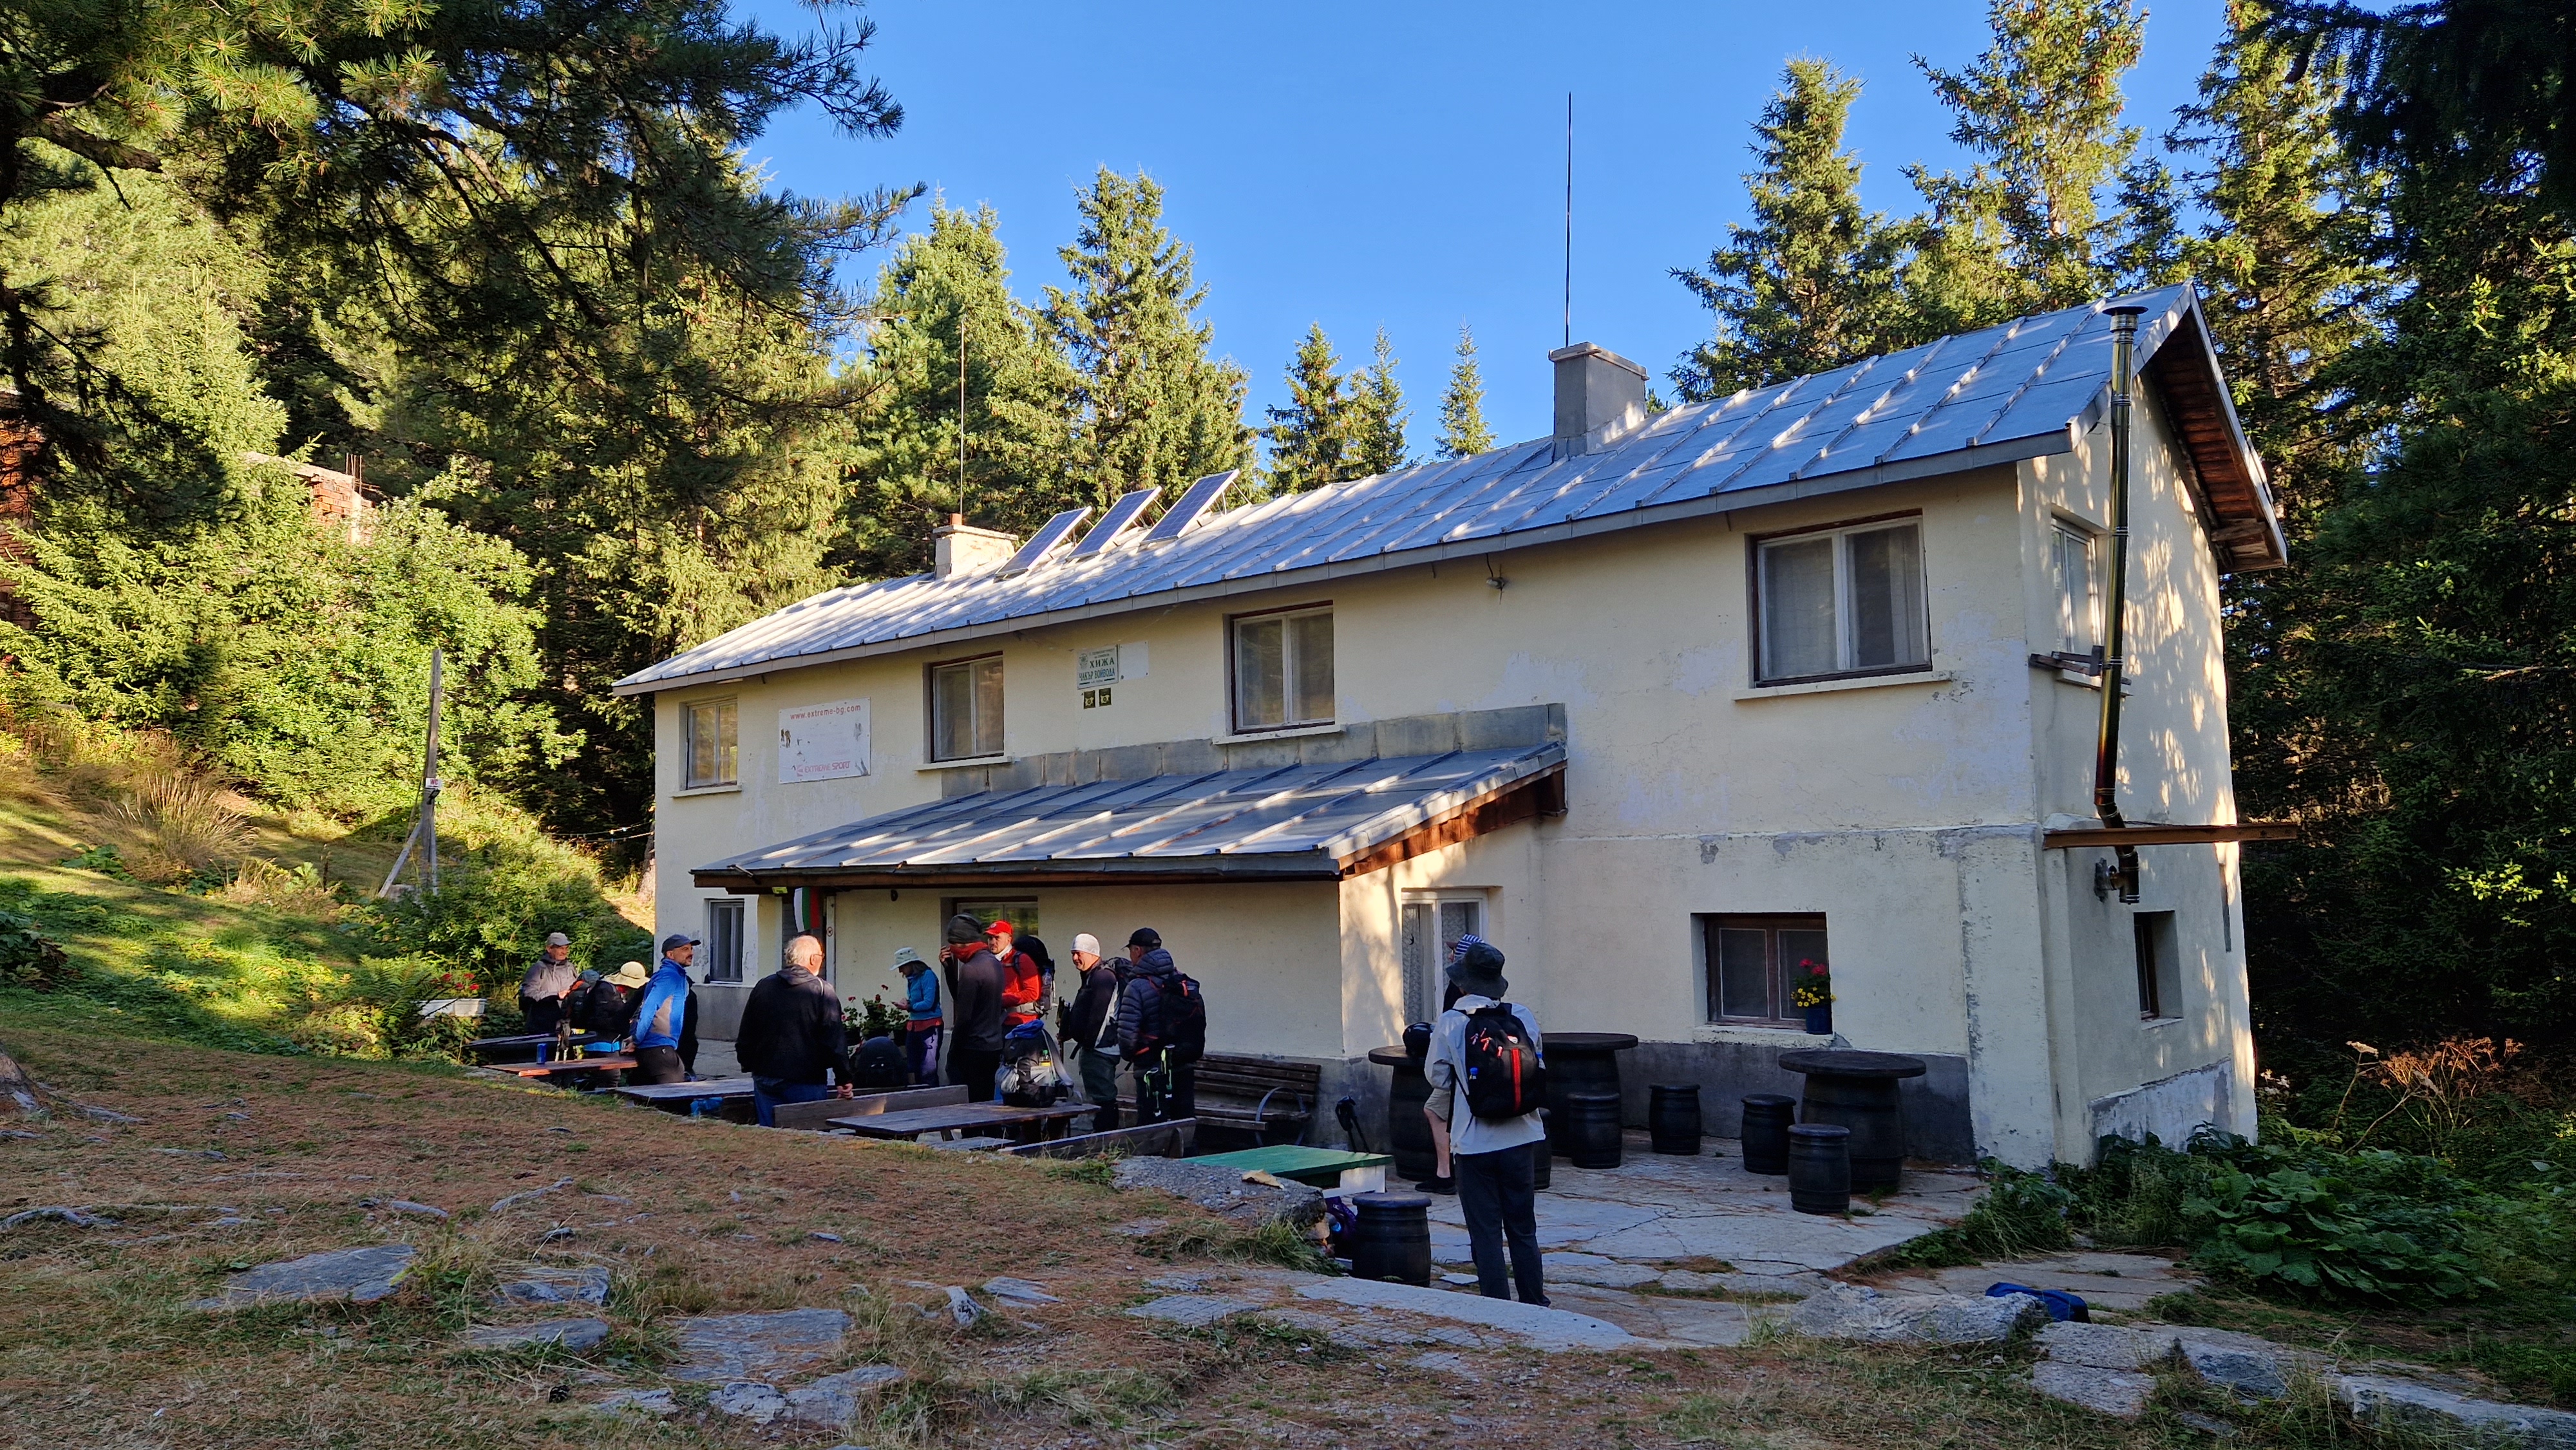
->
xmin=944 ymin=898 xmax=1039 ymax=947
xmin=685 ymin=698 xmax=739 ymax=788
xmin=1400 ymin=893 xmax=1486 ymax=1024
xmin=2052 ymin=520 xmax=2100 ymax=655
xmin=1699 ymin=914 xmax=1829 ymax=1026
xmin=1755 ymin=520 xmax=1929 ymax=683
xmin=704 ymin=898 xmax=746 ymax=984
xmin=2134 ymin=910 xmax=2180 ymax=1021
xmin=1232 ymin=605 xmax=1334 ymax=731
xmin=928 ymin=655 xmax=1005 ymax=761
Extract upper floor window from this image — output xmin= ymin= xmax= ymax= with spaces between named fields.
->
xmin=2052 ymin=520 xmax=2100 ymax=655
xmin=928 ymin=654 xmax=1005 ymax=761
xmin=1755 ymin=519 xmax=1929 ymax=683
xmin=685 ymin=699 xmax=739 ymax=788
xmin=1700 ymin=914 xmax=1828 ymax=1027
xmin=1232 ymin=604 xmax=1334 ymax=731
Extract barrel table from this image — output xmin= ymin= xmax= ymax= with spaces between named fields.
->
xmin=1777 ymin=1049 xmax=1927 ymax=1192
xmin=1542 ymin=1032 xmax=1639 ymax=1158
xmin=1368 ymin=1045 xmax=1436 ymax=1184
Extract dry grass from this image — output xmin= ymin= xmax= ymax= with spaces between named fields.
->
xmin=111 ymin=766 xmax=255 ymax=882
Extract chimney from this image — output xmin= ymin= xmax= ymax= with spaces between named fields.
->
xmin=933 ymin=513 xmax=1018 ymax=579
xmin=1549 ymin=342 xmax=1649 ymax=458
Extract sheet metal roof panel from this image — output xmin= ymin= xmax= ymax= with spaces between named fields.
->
xmin=694 ymin=744 xmax=1564 ymax=878
xmin=620 ymin=286 xmax=2264 ymax=693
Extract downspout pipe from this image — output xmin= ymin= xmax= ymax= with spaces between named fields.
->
xmin=2094 ymin=304 xmax=2145 ymax=901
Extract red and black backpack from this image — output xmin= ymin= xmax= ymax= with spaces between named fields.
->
xmin=1460 ymin=1004 xmax=1546 ymax=1120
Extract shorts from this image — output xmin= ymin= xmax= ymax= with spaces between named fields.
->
xmin=1425 ymin=1084 xmax=1455 ymax=1120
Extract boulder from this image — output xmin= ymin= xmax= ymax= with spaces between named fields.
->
xmin=670 ymin=1308 xmax=852 ymax=1383
xmin=1111 ymin=1158 xmax=1325 ymax=1230
xmin=192 ymin=1244 xmax=417 ymax=1310
xmin=464 ymin=1317 xmax=611 ymax=1353
xmin=2032 ymin=1361 xmax=2159 ymax=1419
xmin=2338 ymin=1375 xmax=2576 ymax=1449
xmin=1786 ymin=1282 xmax=2047 ymax=1345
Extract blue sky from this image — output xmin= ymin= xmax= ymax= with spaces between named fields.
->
xmin=737 ymin=0 xmax=2231 ymax=449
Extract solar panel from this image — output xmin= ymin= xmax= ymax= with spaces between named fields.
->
xmin=1070 ymin=487 xmax=1159 ymax=557
xmin=999 ymin=506 xmax=1093 ymax=574
xmin=1141 ymin=469 xmax=1240 ymax=544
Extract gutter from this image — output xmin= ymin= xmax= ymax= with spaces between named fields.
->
xmin=2092 ymin=306 xmax=2145 ymax=903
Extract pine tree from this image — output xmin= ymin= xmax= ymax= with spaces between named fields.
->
xmin=840 ymin=203 xmax=1079 ymax=579
xmin=1043 ymin=170 xmax=1253 ymax=509
xmin=1349 ymin=327 xmax=1410 ymax=476
xmin=1672 ymin=59 xmax=1917 ymax=399
xmin=1437 ymin=326 xmax=1494 ymax=460
xmin=1264 ymin=324 xmax=1352 ymax=493
xmin=1905 ymin=0 xmax=2152 ymax=327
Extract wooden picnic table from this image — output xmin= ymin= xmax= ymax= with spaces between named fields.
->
xmin=1193 ymin=1145 xmax=1395 ymax=1193
xmin=608 ymin=1078 xmax=756 ymax=1109
xmin=826 ymin=1100 xmax=1094 ymax=1144
xmin=464 ymin=1031 xmax=612 ymax=1064
xmin=493 ymin=1057 xmax=636 ymax=1081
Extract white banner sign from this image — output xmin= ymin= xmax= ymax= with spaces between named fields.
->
xmin=779 ymin=698 xmax=870 ymax=784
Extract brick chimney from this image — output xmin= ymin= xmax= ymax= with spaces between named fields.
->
xmin=933 ymin=514 xmax=1018 ymax=579
xmin=1549 ymin=342 xmax=1648 ymax=459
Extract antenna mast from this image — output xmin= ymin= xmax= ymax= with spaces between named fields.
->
xmin=1563 ymin=92 xmax=1574 ymax=348
xmin=957 ymin=313 xmax=969 ymax=518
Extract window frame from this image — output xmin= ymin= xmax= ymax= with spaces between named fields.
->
xmin=942 ymin=897 xmax=1039 ymax=948
xmin=2050 ymin=516 xmax=2103 ymax=656
xmin=1400 ymin=890 xmax=1490 ymax=1025
xmin=683 ymin=697 xmax=740 ymax=789
xmin=924 ymin=652 xmax=1007 ymax=763
xmin=703 ymin=898 xmax=746 ymax=984
xmin=1696 ymin=913 xmax=1830 ymax=1028
xmin=1227 ymin=601 xmax=1336 ymax=734
xmin=2134 ymin=910 xmax=2181 ymax=1022
xmin=1748 ymin=513 xmax=1933 ymax=686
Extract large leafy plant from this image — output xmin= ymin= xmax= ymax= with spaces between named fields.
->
xmin=2183 ymin=1158 xmax=2496 ymax=1301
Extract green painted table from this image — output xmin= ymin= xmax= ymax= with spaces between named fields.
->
xmin=1194 ymin=1145 xmax=1396 ymax=1193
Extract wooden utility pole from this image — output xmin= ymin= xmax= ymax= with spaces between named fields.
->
xmin=376 ymin=648 xmax=446 ymax=898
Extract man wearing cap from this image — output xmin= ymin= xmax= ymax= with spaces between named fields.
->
xmin=518 ymin=932 xmax=580 ymax=1035
xmin=630 ymin=933 xmax=698 ymax=1086
xmin=735 ymin=934 xmax=851 ymax=1125
xmin=987 ymin=920 xmax=1046 ymax=1031
xmin=940 ymin=915 xmax=1008 ymax=1102
xmin=1424 ymin=942 xmax=1548 ymax=1306
xmin=895 ymin=947 xmax=942 ymax=1086
xmin=1115 ymin=928 xmax=1193 ymax=1124
xmin=1063 ymin=933 xmax=1123 ymax=1129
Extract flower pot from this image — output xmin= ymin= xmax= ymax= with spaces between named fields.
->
xmin=1804 ymin=1004 xmax=1833 ymax=1035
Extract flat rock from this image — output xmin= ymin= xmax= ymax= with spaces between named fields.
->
xmin=983 ymin=1276 xmax=1059 ymax=1305
xmin=1786 ymin=1281 xmax=2046 ymax=1345
xmin=193 ymin=1244 xmax=417 ymax=1309
xmin=942 ymin=1285 xmax=981 ymax=1327
xmin=2180 ymin=1337 xmax=2291 ymax=1400
xmin=1539 ymin=1252 xmax=1662 ymax=1288
xmin=465 ymin=1317 xmax=611 ymax=1352
xmin=670 ymin=1308 xmax=852 ymax=1383
xmin=1112 ymin=1158 xmax=1325 ymax=1230
xmin=1657 ymin=1268 xmax=1819 ymax=1298
xmin=363 ymin=1198 xmax=450 ymax=1221
xmin=495 ymin=1265 xmax=612 ymax=1307
xmin=710 ymin=1381 xmax=790 ymax=1425
xmin=1125 ymin=1294 xmax=1270 ymax=1328
xmin=489 ymin=1177 xmax=574 ymax=1214
xmin=2033 ymin=1361 xmax=2158 ymax=1419
xmin=591 ymin=1389 xmax=677 ymax=1418
xmin=2 ymin=1205 xmax=117 ymax=1230
xmin=786 ymin=1365 xmax=906 ymax=1427
xmin=1294 ymin=1277 xmax=1635 ymax=1350
xmin=2038 ymin=1320 xmax=2182 ymax=1371
xmin=2338 ymin=1375 xmax=2576 ymax=1449
xmin=1410 ymin=1351 xmax=1479 ymax=1377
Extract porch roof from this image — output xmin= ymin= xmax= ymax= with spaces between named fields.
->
xmin=690 ymin=742 xmax=1567 ymax=890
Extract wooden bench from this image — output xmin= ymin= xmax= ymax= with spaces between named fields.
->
xmin=1130 ymin=1055 xmax=1316 ymax=1148
xmin=1002 ymin=1118 xmax=1195 ymax=1162
xmin=772 ymin=1086 xmax=967 ymax=1132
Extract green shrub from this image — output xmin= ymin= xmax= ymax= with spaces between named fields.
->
xmin=1883 ymin=1160 xmax=2074 ymax=1268
xmin=358 ymin=833 xmax=649 ymax=995
xmin=0 ymin=910 xmax=73 ymax=989
xmin=2185 ymin=1161 xmax=2494 ymax=1300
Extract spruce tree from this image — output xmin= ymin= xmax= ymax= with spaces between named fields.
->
xmin=1043 ymin=169 xmax=1253 ymax=509
xmin=1672 ymin=59 xmax=1916 ymax=399
xmin=1349 ymin=327 xmax=1410 ymax=476
xmin=1437 ymin=326 xmax=1494 ymax=460
xmin=1264 ymin=324 xmax=1352 ymax=493
xmin=840 ymin=203 xmax=1079 ymax=579
xmin=1905 ymin=0 xmax=2152 ymax=326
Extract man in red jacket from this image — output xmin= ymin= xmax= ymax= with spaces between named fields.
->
xmin=987 ymin=919 xmax=1046 ymax=1030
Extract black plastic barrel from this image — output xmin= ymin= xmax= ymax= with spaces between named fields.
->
xmin=1530 ymin=1109 xmax=1552 ymax=1190
xmin=1562 ymin=1089 xmax=1624 ymax=1169
xmin=1385 ymin=1059 xmax=1435 ymax=1183
xmin=1348 ymin=1191 xmax=1433 ymax=1285
xmin=1787 ymin=1123 xmax=1852 ymax=1214
xmin=1648 ymin=1084 xmax=1703 ymax=1156
xmin=1739 ymin=1093 xmax=1796 ymax=1174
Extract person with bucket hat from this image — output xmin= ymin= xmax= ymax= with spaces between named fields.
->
xmin=629 ymin=932 xmax=697 ymax=1086
xmin=578 ymin=959 xmax=651 ymax=1039
xmin=895 ymin=946 xmax=942 ymax=1086
xmin=1416 ymin=932 xmax=1490 ymax=1195
xmin=1424 ymin=941 xmax=1548 ymax=1306
xmin=518 ymin=931 xmax=580 ymax=1035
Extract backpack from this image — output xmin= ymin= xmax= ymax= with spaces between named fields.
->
xmin=1160 ymin=972 xmax=1208 ymax=1066
xmin=1459 ymin=1003 xmax=1547 ymax=1120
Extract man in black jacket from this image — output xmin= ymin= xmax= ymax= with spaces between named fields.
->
xmin=1063 ymin=932 xmax=1122 ymax=1129
xmin=734 ymin=934 xmax=851 ymax=1126
xmin=942 ymin=914 xmax=1007 ymax=1102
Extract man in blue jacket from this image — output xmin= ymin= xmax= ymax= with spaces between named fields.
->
xmin=630 ymin=934 xmax=697 ymax=1086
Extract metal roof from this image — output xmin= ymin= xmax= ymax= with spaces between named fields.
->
xmin=691 ymin=742 xmax=1566 ymax=888
xmin=617 ymin=285 xmax=2277 ymax=696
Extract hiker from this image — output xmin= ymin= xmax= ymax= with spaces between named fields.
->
xmin=988 ymin=919 xmax=1046 ymax=1030
xmin=895 ymin=946 xmax=942 ymax=1086
xmin=734 ymin=933 xmax=852 ymax=1126
xmin=1063 ymin=932 xmax=1122 ymax=1130
xmin=1116 ymin=928 xmax=1200 ymax=1125
xmin=518 ymin=931 xmax=580 ymax=1035
xmin=1018 ymin=932 xmax=1059 ymax=1012
xmin=578 ymin=960 xmax=650 ymax=1040
xmin=1417 ymin=933 xmax=1488 ymax=1195
xmin=1424 ymin=942 xmax=1548 ymax=1305
xmin=629 ymin=934 xmax=697 ymax=1086
xmin=942 ymin=914 xmax=1007 ymax=1102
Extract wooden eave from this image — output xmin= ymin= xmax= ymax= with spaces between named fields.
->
xmin=2041 ymin=822 xmax=2300 ymax=849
